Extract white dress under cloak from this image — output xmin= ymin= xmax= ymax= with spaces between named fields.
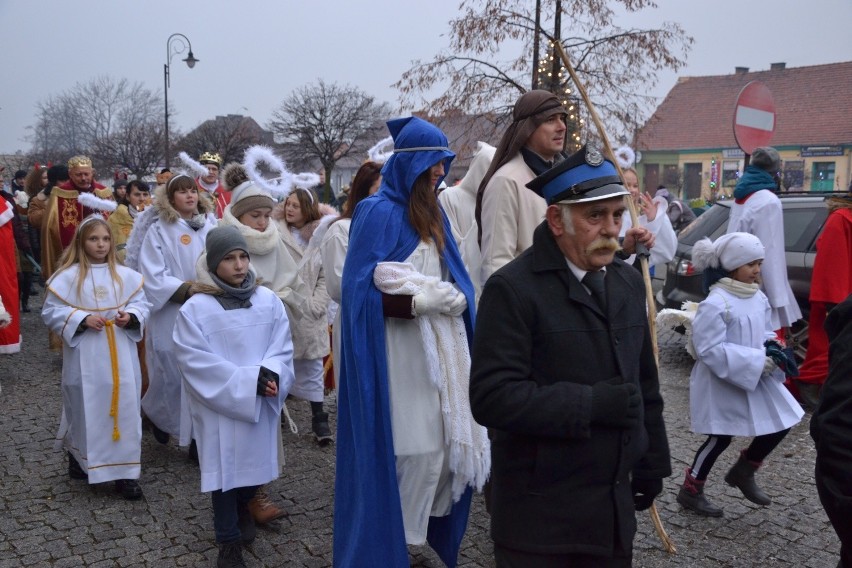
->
xmin=619 ymin=202 xmax=678 ymax=268
xmin=173 ymin=286 xmax=295 ymax=493
xmin=688 ymin=286 xmax=803 ymax=436
xmin=380 ymin=240 xmax=455 ymax=545
xmin=727 ymin=190 xmax=802 ymax=329
xmin=138 ymin=216 xmax=215 ymax=443
xmin=43 ymin=264 xmax=150 ymax=484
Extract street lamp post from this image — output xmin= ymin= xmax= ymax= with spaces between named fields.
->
xmin=163 ymin=33 xmax=199 ymax=168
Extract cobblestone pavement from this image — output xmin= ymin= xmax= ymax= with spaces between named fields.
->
xmin=0 ymin=297 xmax=842 ymax=567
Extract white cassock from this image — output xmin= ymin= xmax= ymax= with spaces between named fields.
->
xmin=172 ymin=286 xmax=295 ymax=493
xmin=380 ymin=241 xmax=456 ymax=545
xmin=689 ymin=286 xmax=803 ymax=436
xmin=727 ymin=190 xmax=802 ymax=329
xmin=619 ymin=201 xmax=678 ymax=268
xmin=138 ymin=217 xmax=215 ymax=443
xmin=43 ymin=264 xmax=150 ymax=484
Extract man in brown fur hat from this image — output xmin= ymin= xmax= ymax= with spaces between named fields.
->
xmin=475 ymin=90 xmax=570 ymax=283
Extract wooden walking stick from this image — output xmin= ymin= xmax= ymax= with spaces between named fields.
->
xmin=552 ymin=40 xmax=677 ymax=554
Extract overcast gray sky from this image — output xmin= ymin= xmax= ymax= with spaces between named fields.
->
xmin=1 ymin=0 xmax=850 ymax=154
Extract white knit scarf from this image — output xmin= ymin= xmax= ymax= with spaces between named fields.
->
xmin=374 ymin=261 xmax=490 ymax=501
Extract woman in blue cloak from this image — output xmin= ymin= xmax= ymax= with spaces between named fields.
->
xmin=333 ymin=116 xmax=487 ymax=567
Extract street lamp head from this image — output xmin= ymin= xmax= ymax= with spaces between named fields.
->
xmin=183 ymin=51 xmax=198 ymax=69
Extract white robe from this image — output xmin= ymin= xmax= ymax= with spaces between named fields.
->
xmin=619 ymin=201 xmax=678 ymax=268
xmin=173 ymin=286 xmax=294 ymax=493
xmin=138 ymin=216 xmax=216 ymax=443
xmin=319 ymin=218 xmax=349 ymax=386
xmin=727 ymin=190 xmax=802 ymax=328
xmin=43 ymin=264 xmax=150 ymax=483
xmin=689 ymin=287 xmax=803 ymax=436
xmin=381 ymin=240 xmax=455 ymax=544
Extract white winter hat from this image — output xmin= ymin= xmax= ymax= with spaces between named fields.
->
xmin=692 ymin=232 xmax=765 ymax=272
xmin=230 ymin=181 xmax=275 ymax=219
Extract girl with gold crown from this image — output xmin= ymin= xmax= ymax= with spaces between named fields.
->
xmin=42 ymin=216 xmax=151 ymax=499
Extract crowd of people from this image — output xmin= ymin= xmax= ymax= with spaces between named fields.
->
xmin=0 ymin=89 xmax=851 ymax=568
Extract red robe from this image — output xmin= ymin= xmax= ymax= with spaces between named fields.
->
xmin=196 ymin=178 xmax=230 ymax=219
xmin=799 ymin=207 xmax=852 ymax=385
xmin=0 ymin=198 xmax=20 ymax=354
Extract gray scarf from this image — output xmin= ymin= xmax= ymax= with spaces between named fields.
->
xmin=209 ymin=270 xmax=258 ymax=310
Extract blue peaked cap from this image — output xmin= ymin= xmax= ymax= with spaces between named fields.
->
xmin=527 ymin=145 xmax=629 ymax=205
xmin=380 ymin=116 xmax=455 ymax=205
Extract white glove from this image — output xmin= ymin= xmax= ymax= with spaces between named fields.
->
xmin=444 ymin=286 xmax=468 ymax=317
xmin=412 ymin=280 xmax=462 ymax=317
xmin=762 ymin=356 xmax=777 ymax=375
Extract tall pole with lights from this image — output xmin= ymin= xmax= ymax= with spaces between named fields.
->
xmin=163 ymin=33 xmax=199 ymax=168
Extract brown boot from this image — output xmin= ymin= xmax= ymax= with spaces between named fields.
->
xmin=676 ymin=468 xmax=723 ymax=517
xmin=247 ymin=486 xmax=286 ymax=524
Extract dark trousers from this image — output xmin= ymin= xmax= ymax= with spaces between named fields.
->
xmin=816 ymin=463 xmax=852 ymax=568
xmin=690 ymin=429 xmax=790 ymax=481
xmin=495 ymin=543 xmax=631 ymax=568
xmin=18 ymin=271 xmax=32 ymax=308
xmin=211 ymin=485 xmax=258 ymax=544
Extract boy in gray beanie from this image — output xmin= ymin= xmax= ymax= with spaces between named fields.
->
xmin=173 ymin=224 xmax=295 ymax=567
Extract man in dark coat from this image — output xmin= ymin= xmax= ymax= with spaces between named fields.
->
xmin=810 ymin=293 xmax=852 ymax=568
xmin=470 ymin=146 xmax=671 ymax=567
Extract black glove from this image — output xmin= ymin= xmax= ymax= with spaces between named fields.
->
xmin=256 ymin=366 xmax=279 ymax=397
xmin=631 ymin=477 xmax=663 ymax=511
xmin=590 ymin=380 xmax=641 ymax=429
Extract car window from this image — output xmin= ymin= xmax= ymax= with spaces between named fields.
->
xmin=679 ymin=204 xmax=729 ymax=245
xmin=783 ymin=206 xmax=828 ymax=253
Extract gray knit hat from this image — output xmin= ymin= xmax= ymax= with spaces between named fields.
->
xmin=205 ymin=225 xmax=249 ymax=272
xmin=751 ymin=147 xmax=781 ymax=173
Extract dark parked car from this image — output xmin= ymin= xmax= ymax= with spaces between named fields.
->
xmin=659 ymin=194 xmax=840 ymax=361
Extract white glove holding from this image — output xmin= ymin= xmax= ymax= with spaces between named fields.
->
xmin=762 ymin=356 xmax=777 ymax=375
xmin=412 ymin=280 xmax=462 ymax=317
xmin=444 ymin=285 xmax=468 ymax=317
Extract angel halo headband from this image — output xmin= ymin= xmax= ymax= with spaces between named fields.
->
xmin=288 ymin=186 xmax=315 ymax=204
xmin=393 ymin=146 xmax=451 ymax=153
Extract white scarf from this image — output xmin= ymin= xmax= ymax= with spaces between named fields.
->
xmin=373 ymin=261 xmax=490 ymax=501
xmin=711 ymin=277 xmax=760 ymax=298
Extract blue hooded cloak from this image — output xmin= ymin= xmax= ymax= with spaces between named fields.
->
xmin=333 ymin=116 xmax=476 ymax=567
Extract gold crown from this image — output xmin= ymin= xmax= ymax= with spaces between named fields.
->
xmin=199 ymin=152 xmax=222 ymax=166
xmin=67 ymin=155 xmax=93 ymax=169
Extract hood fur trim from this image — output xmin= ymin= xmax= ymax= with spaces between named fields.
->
xmin=153 ymin=181 xmax=213 ymax=223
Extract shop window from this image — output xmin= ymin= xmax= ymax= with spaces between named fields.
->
xmin=811 ymin=162 xmax=835 ymax=192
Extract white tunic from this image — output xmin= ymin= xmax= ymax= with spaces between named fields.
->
xmin=439 ymin=186 xmax=483 ymax=303
xmin=138 ymin=216 xmax=215 ymax=443
xmin=173 ymin=287 xmax=294 ymax=493
xmin=689 ymin=286 xmax=803 ymax=436
xmin=381 ymin=241 xmax=455 ymax=544
xmin=43 ymin=264 xmax=150 ymax=483
xmin=727 ymin=190 xmax=802 ymax=328
xmin=619 ymin=201 xmax=678 ymax=268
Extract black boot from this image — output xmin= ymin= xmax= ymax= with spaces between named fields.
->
xmin=150 ymin=423 xmax=170 ymax=444
xmin=188 ymin=439 xmax=199 ymax=464
xmin=114 ymin=479 xmax=143 ymax=500
xmin=216 ymin=542 xmax=246 ymax=568
xmin=676 ymin=468 xmax=723 ymax=517
xmin=67 ymin=452 xmax=88 ymax=480
xmin=725 ymin=449 xmax=771 ymax=505
xmin=312 ymin=411 xmax=333 ymax=445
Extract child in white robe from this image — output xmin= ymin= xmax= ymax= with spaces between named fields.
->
xmin=676 ymin=232 xmax=803 ymax=517
xmin=42 ymin=216 xmax=150 ymax=500
xmin=172 ymin=226 xmax=294 ymax=567
xmin=134 ymin=174 xmax=216 ymax=449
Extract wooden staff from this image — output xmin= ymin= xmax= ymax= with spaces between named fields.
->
xmin=553 ymin=40 xmax=677 ymax=554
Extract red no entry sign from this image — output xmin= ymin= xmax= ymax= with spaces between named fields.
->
xmin=733 ymin=81 xmax=776 ymax=154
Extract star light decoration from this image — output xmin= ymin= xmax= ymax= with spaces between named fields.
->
xmin=536 ymin=42 xmax=584 ymax=152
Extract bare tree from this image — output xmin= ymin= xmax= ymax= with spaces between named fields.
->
xmin=394 ymin=0 xmax=692 ymax=144
xmin=176 ymin=114 xmax=272 ymax=167
xmin=268 ymin=80 xmax=391 ymax=203
xmin=28 ymin=76 xmax=164 ymax=177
